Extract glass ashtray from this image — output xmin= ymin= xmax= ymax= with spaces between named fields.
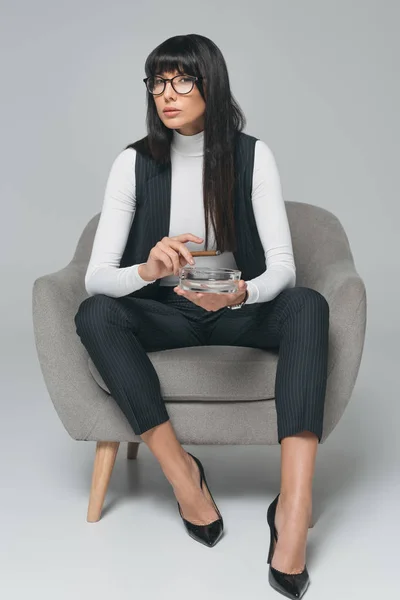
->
xmin=178 ymin=267 xmax=241 ymax=293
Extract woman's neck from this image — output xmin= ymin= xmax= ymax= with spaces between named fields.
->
xmin=171 ymin=128 xmax=204 ymax=156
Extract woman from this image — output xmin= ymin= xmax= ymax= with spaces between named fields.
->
xmin=75 ymin=33 xmax=329 ymax=599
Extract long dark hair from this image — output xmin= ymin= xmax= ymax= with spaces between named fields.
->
xmin=127 ymin=34 xmax=246 ymax=253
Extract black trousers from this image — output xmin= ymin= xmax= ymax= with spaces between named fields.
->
xmin=74 ymin=285 xmax=330 ymax=443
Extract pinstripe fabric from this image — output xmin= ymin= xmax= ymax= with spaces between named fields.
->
xmin=74 ymin=284 xmax=329 ymax=442
xmin=75 ymin=287 xmax=208 ymax=434
xmin=205 ymin=286 xmax=330 ymax=443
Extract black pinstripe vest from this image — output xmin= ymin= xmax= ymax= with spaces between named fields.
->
xmin=119 ymin=130 xmax=266 ymax=299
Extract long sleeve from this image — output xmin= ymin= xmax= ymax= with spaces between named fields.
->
xmin=243 ymin=140 xmax=296 ymax=304
xmin=84 ymin=148 xmax=156 ymax=297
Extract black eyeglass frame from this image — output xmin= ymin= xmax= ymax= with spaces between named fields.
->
xmin=143 ymin=75 xmax=204 ymax=95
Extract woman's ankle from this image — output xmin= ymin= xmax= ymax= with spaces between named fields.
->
xmin=163 ymin=450 xmax=195 ymax=488
xmin=276 ymin=493 xmax=312 ymax=533
xmin=278 ymin=490 xmax=312 ymax=510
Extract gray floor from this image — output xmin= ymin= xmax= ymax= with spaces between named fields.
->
xmin=2 ymin=325 xmax=398 ymax=599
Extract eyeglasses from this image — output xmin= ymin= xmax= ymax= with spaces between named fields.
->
xmin=143 ymin=75 xmax=203 ymax=96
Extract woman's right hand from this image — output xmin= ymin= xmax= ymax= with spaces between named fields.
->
xmin=138 ymin=233 xmax=204 ymax=281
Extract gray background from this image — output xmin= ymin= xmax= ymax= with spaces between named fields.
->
xmin=1 ymin=1 xmax=399 ymax=598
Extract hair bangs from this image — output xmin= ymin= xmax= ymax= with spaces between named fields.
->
xmin=145 ymin=36 xmax=200 ymax=78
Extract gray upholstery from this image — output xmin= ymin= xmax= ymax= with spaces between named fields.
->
xmin=32 ymin=202 xmax=367 ymax=445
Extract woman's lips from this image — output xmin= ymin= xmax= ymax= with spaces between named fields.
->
xmin=163 ymin=109 xmax=181 ymax=117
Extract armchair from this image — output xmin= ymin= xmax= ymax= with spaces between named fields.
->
xmin=32 ymin=201 xmax=367 ymax=523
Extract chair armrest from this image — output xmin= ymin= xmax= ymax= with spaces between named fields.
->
xmin=32 ymin=262 xmax=108 ymax=440
xmin=310 ymin=259 xmax=367 ymax=440
xmin=311 ymin=258 xmax=367 ymax=371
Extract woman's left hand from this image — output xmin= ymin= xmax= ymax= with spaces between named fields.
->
xmin=173 ymin=280 xmax=248 ymax=311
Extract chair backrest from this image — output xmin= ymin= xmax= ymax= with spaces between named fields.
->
xmin=285 ymin=201 xmax=354 ymax=287
xmin=69 ymin=201 xmax=355 ymax=287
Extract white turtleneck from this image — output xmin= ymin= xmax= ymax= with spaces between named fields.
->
xmin=84 ymin=129 xmax=296 ymax=304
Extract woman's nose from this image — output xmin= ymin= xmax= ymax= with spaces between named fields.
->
xmin=164 ymin=81 xmax=176 ymax=98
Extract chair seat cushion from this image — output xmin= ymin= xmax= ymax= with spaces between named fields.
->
xmin=88 ymin=345 xmax=278 ymax=402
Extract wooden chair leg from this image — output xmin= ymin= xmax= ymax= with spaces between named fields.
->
xmin=127 ymin=441 xmax=140 ymax=460
xmin=87 ymin=441 xmax=120 ymax=523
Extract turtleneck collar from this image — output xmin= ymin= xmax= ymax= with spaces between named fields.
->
xmin=171 ymin=128 xmax=204 ymax=156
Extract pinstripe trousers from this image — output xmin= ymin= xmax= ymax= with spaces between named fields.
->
xmin=74 ymin=285 xmax=330 ymax=443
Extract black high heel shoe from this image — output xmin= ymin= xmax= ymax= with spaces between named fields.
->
xmin=267 ymin=493 xmax=310 ymax=599
xmin=176 ymin=452 xmax=224 ymax=547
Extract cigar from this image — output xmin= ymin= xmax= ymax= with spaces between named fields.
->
xmin=190 ymin=250 xmax=221 ymax=257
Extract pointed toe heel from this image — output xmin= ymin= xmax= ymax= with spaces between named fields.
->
xmin=266 ymin=493 xmax=310 ymax=599
xmin=268 ymin=565 xmax=310 ymax=600
xmin=177 ymin=452 xmax=224 ymax=548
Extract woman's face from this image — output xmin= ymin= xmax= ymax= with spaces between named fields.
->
xmin=153 ymin=69 xmax=206 ymax=136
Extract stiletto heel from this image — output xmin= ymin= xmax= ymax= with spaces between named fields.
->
xmin=176 ymin=452 xmax=224 ymax=547
xmin=266 ymin=493 xmax=310 ymax=599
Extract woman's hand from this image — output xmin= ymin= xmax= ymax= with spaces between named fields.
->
xmin=139 ymin=233 xmax=203 ymax=281
xmin=173 ymin=280 xmax=248 ymax=311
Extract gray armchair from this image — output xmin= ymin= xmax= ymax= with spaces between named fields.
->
xmin=32 ymin=201 xmax=367 ymax=523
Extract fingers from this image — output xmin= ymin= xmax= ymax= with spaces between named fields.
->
xmin=154 ymin=241 xmax=181 ymax=275
xmin=150 ymin=245 xmax=176 ymax=273
xmin=164 ymin=238 xmax=196 ymax=266
xmin=173 ymin=233 xmax=203 ymax=244
xmin=157 ymin=237 xmax=197 ymax=273
xmin=153 ymin=234 xmax=204 ymax=277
